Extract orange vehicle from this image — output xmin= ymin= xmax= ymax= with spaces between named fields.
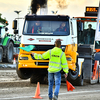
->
xmin=74 ymin=7 xmax=100 ymax=84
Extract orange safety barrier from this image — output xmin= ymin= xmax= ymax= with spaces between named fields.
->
xmin=66 ymin=80 xmax=75 ymax=91
xmin=92 ymin=60 xmax=99 ymax=80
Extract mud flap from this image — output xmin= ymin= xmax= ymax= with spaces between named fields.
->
xmin=91 ymin=60 xmax=99 ymax=84
xmin=78 ymin=58 xmax=84 ymax=76
xmin=82 ymin=58 xmax=92 ymax=83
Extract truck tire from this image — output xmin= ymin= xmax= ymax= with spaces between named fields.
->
xmin=7 ymin=42 xmax=14 ymax=62
xmin=67 ymin=66 xmax=84 ymax=86
xmin=30 ymin=74 xmax=45 ymax=84
xmin=3 ymin=42 xmax=14 ymax=63
xmin=0 ymin=47 xmax=3 ymax=62
xmin=68 ymin=74 xmax=84 ymax=86
xmin=16 ymin=63 xmax=33 ymax=79
xmin=68 ymin=63 xmax=79 ymax=80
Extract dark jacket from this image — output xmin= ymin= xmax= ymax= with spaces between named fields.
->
xmin=32 ymin=25 xmax=41 ymax=33
xmin=81 ymin=28 xmax=95 ymax=44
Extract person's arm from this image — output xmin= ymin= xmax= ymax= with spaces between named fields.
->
xmin=65 ymin=73 xmax=68 ymax=79
xmin=37 ymin=27 xmax=42 ymax=33
xmin=61 ymin=53 xmax=69 ymax=78
xmin=32 ymin=50 xmax=50 ymax=60
xmin=32 ymin=26 xmax=34 ymax=33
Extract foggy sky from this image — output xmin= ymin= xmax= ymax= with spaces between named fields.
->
xmin=0 ymin=0 xmax=99 ymax=34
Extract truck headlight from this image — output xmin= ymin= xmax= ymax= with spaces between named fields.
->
xmin=19 ymin=57 xmax=28 ymax=60
xmin=66 ymin=57 xmax=71 ymax=61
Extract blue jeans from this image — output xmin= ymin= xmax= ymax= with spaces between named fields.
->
xmin=48 ymin=71 xmax=61 ymax=99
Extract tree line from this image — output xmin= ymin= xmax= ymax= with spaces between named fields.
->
xmin=0 ymin=13 xmax=8 ymax=26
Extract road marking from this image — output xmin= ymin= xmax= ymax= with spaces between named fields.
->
xmin=1 ymin=89 xmax=100 ymax=99
xmin=0 ymin=70 xmax=16 ymax=72
xmin=59 ymin=89 xmax=100 ymax=95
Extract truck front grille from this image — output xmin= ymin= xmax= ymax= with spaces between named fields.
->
xmin=35 ymin=62 xmax=49 ymax=66
xmin=33 ymin=45 xmax=55 ymax=51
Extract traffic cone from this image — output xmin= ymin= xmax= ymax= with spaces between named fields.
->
xmin=13 ymin=58 xmax=16 ymax=64
xmin=32 ymin=82 xmax=43 ymax=99
xmin=66 ymin=80 xmax=75 ymax=91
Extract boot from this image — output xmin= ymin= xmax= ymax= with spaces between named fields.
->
xmin=53 ymin=95 xmax=58 ymax=100
xmin=49 ymin=98 xmax=52 ymax=100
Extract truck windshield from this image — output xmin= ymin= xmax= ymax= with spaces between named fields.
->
xmin=23 ymin=20 xmax=70 ymax=36
xmin=78 ymin=21 xmax=96 ymax=44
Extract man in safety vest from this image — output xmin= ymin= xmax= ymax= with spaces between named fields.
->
xmin=32 ymin=39 xmax=69 ymax=100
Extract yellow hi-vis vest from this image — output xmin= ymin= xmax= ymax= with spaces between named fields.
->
xmin=34 ymin=47 xmax=69 ymax=74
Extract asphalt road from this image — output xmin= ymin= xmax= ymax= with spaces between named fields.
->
xmin=0 ymin=69 xmax=100 ymax=100
xmin=0 ymin=83 xmax=100 ymax=100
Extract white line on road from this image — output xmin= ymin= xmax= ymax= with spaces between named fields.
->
xmin=0 ymin=89 xmax=100 ymax=100
xmin=0 ymin=70 xmax=16 ymax=72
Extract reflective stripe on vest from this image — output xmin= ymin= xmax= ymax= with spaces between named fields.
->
xmin=36 ymin=54 xmax=43 ymax=59
xmin=40 ymin=55 xmax=44 ymax=59
xmin=37 ymin=54 xmax=39 ymax=59
xmin=62 ymin=63 xmax=67 ymax=65
xmin=49 ymin=61 xmax=60 ymax=64
xmin=60 ymin=52 xmax=64 ymax=67
xmin=60 ymin=52 xmax=64 ymax=59
xmin=63 ymin=67 xmax=68 ymax=69
xmin=49 ymin=66 xmax=61 ymax=69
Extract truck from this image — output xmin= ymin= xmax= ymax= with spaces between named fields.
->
xmin=74 ymin=6 xmax=100 ymax=84
xmin=0 ymin=22 xmax=14 ymax=63
xmin=13 ymin=14 xmax=87 ymax=86
xmin=0 ymin=21 xmax=20 ymax=63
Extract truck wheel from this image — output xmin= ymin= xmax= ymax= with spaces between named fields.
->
xmin=43 ymin=74 xmax=48 ymax=84
xmin=5 ymin=42 xmax=14 ymax=63
xmin=30 ymin=74 xmax=45 ymax=84
xmin=0 ymin=47 xmax=3 ymax=62
xmin=67 ymin=67 xmax=84 ymax=86
xmin=16 ymin=63 xmax=33 ymax=79
xmin=68 ymin=74 xmax=84 ymax=86
xmin=68 ymin=63 xmax=79 ymax=80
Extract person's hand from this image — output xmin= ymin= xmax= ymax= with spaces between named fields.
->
xmin=65 ymin=73 xmax=68 ymax=79
xmin=32 ymin=53 xmax=35 ymax=56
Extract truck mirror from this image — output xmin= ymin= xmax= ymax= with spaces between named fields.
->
xmin=14 ymin=29 xmax=18 ymax=34
xmin=12 ymin=20 xmax=17 ymax=29
xmin=5 ymin=27 xmax=8 ymax=31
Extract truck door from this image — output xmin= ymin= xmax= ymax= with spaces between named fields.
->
xmin=70 ymin=18 xmax=77 ymax=43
